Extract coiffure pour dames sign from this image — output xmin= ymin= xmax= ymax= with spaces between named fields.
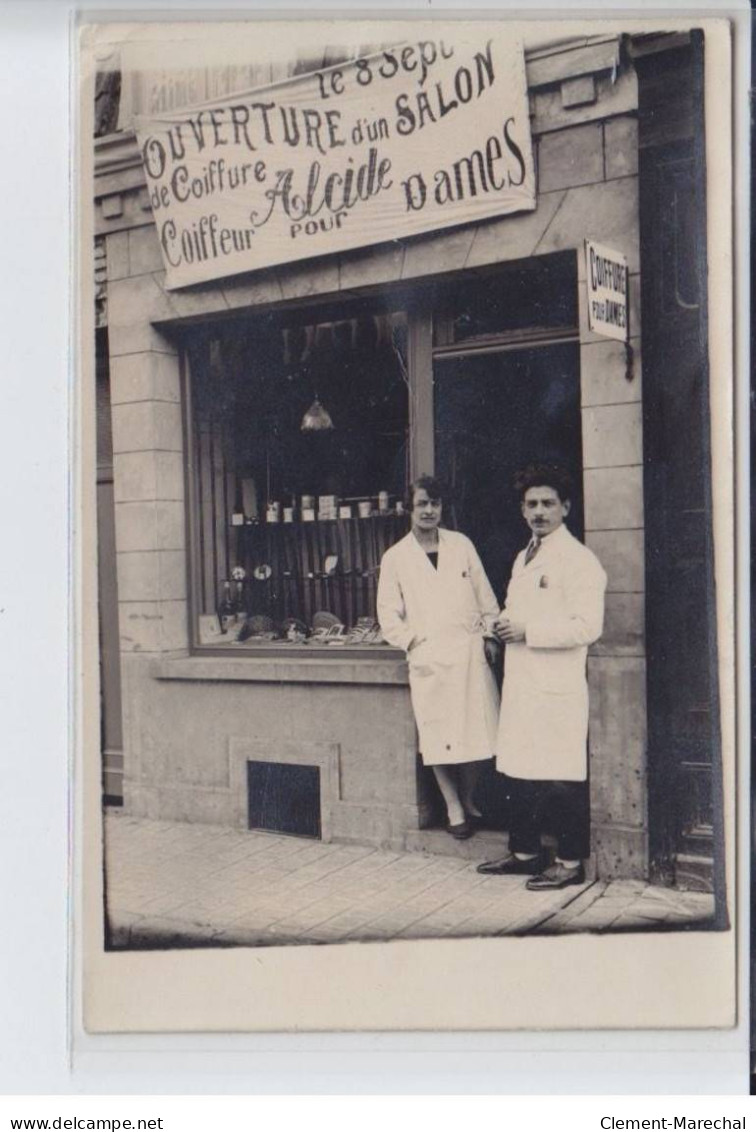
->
xmin=135 ymin=35 xmax=535 ymax=289
xmin=585 ymin=239 xmax=629 ymax=343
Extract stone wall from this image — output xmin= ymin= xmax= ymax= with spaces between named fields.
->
xmin=97 ymin=38 xmax=648 ymax=874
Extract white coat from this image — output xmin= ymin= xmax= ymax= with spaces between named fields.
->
xmin=377 ymin=529 xmax=500 ymax=766
xmin=496 ymin=523 xmax=607 ymax=782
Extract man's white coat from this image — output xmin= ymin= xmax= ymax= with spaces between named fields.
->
xmin=496 ymin=524 xmax=607 ymax=782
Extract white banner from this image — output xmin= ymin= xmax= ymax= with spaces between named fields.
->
xmin=135 ymin=34 xmax=535 ymax=289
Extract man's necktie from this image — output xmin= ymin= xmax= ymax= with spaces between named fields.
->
xmin=524 ymin=535 xmax=541 ymax=565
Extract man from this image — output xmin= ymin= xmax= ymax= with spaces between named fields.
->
xmin=377 ymin=476 xmax=500 ymax=839
xmin=477 ymin=463 xmax=607 ymax=889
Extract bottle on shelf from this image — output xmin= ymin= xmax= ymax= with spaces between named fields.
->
xmin=217 ymin=580 xmax=236 ymax=634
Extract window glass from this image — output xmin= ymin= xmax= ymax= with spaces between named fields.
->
xmin=433 ymin=251 xmax=578 ymax=346
xmin=188 ymin=309 xmax=409 ymax=649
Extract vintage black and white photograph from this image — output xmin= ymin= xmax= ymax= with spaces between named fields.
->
xmin=81 ymin=15 xmax=736 ymax=1032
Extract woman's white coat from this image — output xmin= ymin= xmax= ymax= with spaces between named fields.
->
xmin=377 ymin=529 xmax=500 ymax=766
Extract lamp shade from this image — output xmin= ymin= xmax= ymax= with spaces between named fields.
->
xmin=300 ymin=397 xmax=334 ymax=432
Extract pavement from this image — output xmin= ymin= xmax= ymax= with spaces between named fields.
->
xmin=104 ymin=810 xmax=716 ymax=949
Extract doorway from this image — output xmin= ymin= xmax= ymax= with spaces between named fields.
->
xmin=434 ymin=342 xmax=584 ymax=600
xmin=432 ymin=338 xmax=583 ymax=831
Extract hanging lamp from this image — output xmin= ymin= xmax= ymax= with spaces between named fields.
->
xmin=300 ymin=396 xmax=334 ymax=432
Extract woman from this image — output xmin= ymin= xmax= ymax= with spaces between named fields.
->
xmin=377 ymin=476 xmax=501 ymax=838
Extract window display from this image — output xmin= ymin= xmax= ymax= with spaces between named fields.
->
xmin=187 ymin=308 xmax=410 ymax=648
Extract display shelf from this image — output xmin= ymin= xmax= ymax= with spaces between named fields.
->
xmin=231 ymin=513 xmax=409 ymax=628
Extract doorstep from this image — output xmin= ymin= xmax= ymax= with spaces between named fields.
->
xmin=404 ymin=826 xmax=508 ymax=861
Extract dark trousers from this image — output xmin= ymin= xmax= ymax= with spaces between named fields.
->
xmin=506 ymin=775 xmax=590 ymax=861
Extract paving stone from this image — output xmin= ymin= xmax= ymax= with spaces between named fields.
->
xmin=105 ymin=812 xmax=716 ymax=946
xmin=603 ymin=879 xmax=647 ymax=897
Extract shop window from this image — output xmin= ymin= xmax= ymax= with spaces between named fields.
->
xmin=186 ymin=307 xmax=410 ymax=651
xmin=185 ymin=253 xmax=579 ymax=656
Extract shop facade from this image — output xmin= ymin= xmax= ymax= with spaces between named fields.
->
xmin=93 ymin=30 xmax=722 ymax=888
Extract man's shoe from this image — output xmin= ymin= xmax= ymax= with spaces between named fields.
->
xmin=525 ymin=862 xmax=585 ymax=890
xmin=476 ymin=853 xmax=545 ymax=876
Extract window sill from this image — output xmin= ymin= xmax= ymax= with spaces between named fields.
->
xmin=154 ymin=651 xmax=409 ymax=686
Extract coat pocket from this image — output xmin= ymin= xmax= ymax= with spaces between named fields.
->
xmin=526 ymin=648 xmax=585 ymax=694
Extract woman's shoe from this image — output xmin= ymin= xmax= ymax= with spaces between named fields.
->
xmin=447 ymin=819 xmax=473 ymax=840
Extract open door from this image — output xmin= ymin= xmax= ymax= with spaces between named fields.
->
xmin=433 ymin=334 xmax=583 ymax=828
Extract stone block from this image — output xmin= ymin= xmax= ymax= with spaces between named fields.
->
xmin=582 ymin=402 xmax=642 ymax=469
xmin=106 ymin=231 xmax=130 ymax=281
xmin=585 ymin=528 xmax=645 ymax=592
xmin=110 ymin=354 xmax=152 ymax=405
xmin=330 ymin=802 xmax=399 ymax=851
xmin=402 ymin=226 xmax=477 ymax=282
xmin=157 ymin=550 xmax=188 ymax=600
xmin=151 ymin=272 xmax=234 ymax=322
xmin=112 ymin=403 xmax=153 ymax=455
xmin=155 ymin=451 xmax=185 ymax=500
xmin=113 ymin=451 xmax=157 ymax=502
xmin=220 ymin=272 xmax=285 ymax=310
xmin=125 ymin=782 xmax=235 ymax=827
xmin=587 ymin=654 xmax=647 ymax=829
xmin=278 ymin=258 xmax=340 ymax=301
xmin=580 ymin=339 xmax=642 ymax=406
xmin=593 ymin=823 xmax=648 ymax=881
xmin=116 ymin=551 xmax=160 ymax=602
xmin=122 ymin=781 xmax=161 ymax=820
xmin=340 ymin=743 xmax=415 ymax=807
xmin=151 ymin=398 xmax=183 ymax=450
xmin=538 ymin=123 xmax=604 ymax=193
xmin=109 ymin=352 xmax=182 ymax=406
xmin=119 ymin=601 xmax=164 ymax=652
xmin=537 ymin=178 xmax=640 ymax=273
xmin=526 ymin=37 xmax=620 ymax=92
xmin=584 ymin=465 xmax=644 ymax=530
xmin=596 ymin=592 xmax=645 ymax=654
xmin=114 ymin=501 xmax=158 ymax=553
xmin=109 ymin=274 xmax=176 ymax=328
xmin=153 ymin=353 xmax=183 ymax=401
xmin=108 ymin=321 xmax=178 ymax=358
xmin=128 ymin=225 xmax=166 ymax=276
xmin=561 ymin=75 xmax=596 ymax=109
xmin=155 ymin=501 xmax=186 ymax=551
xmin=112 ymin=401 xmax=183 ymax=455
xmin=605 ymin=117 xmax=639 ymax=180
xmin=159 ymin=599 xmax=190 ymax=651
xmin=532 ymin=68 xmax=638 ymax=136
xmin=466 ymin=190 xmax=566 ymax=269
xmin=338 ymin=241 xmax=406 ymax=292
xmin=101 ymin=194 xmax=123 ymax=219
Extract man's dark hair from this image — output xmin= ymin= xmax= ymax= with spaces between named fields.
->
xmin=514 ymin=463 xmax=574 ymax=503
xmin=406 ymin=474 xmax=446 ymax=510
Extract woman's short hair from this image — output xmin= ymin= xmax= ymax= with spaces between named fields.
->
xmin=514 ymin=462 xmax=574 ymax=503
xmin=406 ymin=475 xmax=446 ymax=511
